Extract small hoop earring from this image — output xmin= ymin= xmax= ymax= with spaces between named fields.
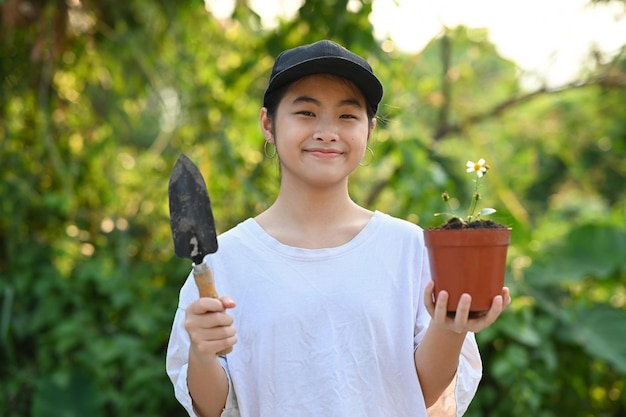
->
xmin=359 ymin=147 xmax=374 ymax=167
xmin=264 ymin=140 xmax=276 ymax=159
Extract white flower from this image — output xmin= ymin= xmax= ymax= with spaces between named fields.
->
xmin=436 ymin=157 xmax=496 ymax=224
xmin=466 ymin=158 xmax=488 ymax=178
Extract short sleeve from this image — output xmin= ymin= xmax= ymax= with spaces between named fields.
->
xmin=166 ymin=269 xmax=240 ymax=417
xmin=414 ymin=247 xmax=483 ymax=416
xmin=166 ymin=303 xmax=199 ymax=417
xmin=218 ymin=357 xmax=240 ymax=417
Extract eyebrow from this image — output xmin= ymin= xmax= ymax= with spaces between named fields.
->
xmin=291 ymin=95 xmax=363 ymax=109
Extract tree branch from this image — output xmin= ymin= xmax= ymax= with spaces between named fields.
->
xmin=365 ymin=72 xmax=625 ymax=208
xmin=432 ymin=73 xmax=626 ymax=141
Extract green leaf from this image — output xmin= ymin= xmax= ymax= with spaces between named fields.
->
xmin=525 ymin=223 xmax=626 ymax=285
xmin=31 ymin=371 xmax=103 ymax=417
xmin=560 ymin=306 xmax=626 ymax=374
xmin=479 ymin=207 xmax=496 ymax=216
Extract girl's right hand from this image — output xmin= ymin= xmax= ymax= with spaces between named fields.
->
xmin=184 ymin=296 xmax=237 ymax=360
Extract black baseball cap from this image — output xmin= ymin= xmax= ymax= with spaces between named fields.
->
xmin=263 ymin=40 xmax=384 ymax=114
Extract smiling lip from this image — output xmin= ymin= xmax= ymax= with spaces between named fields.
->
xmin=305 ymin=148 xmax=343 ymax=159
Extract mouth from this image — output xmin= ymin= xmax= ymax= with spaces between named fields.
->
xmin=305 ymin=148 xmax=343 ymax=159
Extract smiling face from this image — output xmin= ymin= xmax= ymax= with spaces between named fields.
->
xmin=260 ymin=74 xmax=376 ymax=190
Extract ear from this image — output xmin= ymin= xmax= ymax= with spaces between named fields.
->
xmin=370 ymin=117 xmax=377 ymax=133
xmin=367 ymin=117 xmax=377 ymax=142
xmin=259 ymin=108 xmax=274 ymax=144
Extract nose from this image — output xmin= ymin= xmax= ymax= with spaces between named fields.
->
xmin=314 ymin=118 xmax=339 ymax=142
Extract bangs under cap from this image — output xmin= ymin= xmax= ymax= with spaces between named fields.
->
xmin=263 ymin=40 xmax=383 ymax=114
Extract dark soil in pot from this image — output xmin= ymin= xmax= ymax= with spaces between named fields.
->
xmin=429 ymin=217 xmax=509 ymax=230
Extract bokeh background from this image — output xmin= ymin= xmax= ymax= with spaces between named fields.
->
xmin=1 ymin=1 xmax=625 ymax=415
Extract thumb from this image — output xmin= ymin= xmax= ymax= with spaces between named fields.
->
xmin=220 ymin=295 xmax=236 ymax=309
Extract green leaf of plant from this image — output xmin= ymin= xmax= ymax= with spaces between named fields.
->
xmin=31 ymin=371 xmax=103 ymax=417
xmin=560 ymin=306 xmax=626 ymax=374
xmin=525 ymin=224 xmax=626 ymax=285
xmin=479 ymin=208 xmax=496 ymax=216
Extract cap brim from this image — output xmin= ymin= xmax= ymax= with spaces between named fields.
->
xmin=264 ymin=56 xmax=383 ymax=112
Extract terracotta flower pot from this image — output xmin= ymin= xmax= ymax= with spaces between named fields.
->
xmin=423 ymin=227 xmax=511 ymax=318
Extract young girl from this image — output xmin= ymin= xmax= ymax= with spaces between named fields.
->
xmin=166 ymin=39 xmax=510 ymax=417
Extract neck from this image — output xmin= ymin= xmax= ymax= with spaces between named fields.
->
xmin=289 ymin=177 xmax=352 ymax=212
xmin=255 ymin=180 xmax=372 ymax=248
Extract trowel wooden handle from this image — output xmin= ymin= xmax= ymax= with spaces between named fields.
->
xmin=192 ymin=263 xmax=233 ymax=355
xmin=193 ymin=264 xmax=220 ymax=299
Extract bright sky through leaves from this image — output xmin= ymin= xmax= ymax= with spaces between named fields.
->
xmin=206 ymin=0 xmax=626 ymax=87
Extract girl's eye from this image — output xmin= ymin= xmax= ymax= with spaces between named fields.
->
xmin=296 ymin=110 xmax=315 ymax=117
xmin=340 ymin=114 xmax=357 ymax=119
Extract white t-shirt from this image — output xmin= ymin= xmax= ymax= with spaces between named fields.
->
xmin=166 ymin=211 xmax=482 ymax=417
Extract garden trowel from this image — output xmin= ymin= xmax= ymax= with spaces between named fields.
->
xmin=168 ymin=153 xmax=232 ymax=354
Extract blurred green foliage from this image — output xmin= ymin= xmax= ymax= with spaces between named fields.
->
xmin=1 ymin=0 xmax=625 ymax=416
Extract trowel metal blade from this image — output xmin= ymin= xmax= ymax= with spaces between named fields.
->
xmin=168 ymin=154 xmax=218 ymax=264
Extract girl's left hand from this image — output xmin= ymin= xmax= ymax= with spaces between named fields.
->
xmin=424 ymin=280 xmax=511 ymax=334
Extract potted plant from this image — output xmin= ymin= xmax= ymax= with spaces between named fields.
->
xmin=423 ymin=159 xmax=511 ymax=318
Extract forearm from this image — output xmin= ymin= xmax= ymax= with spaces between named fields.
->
xmin=414 ymin=324 xmax=467 ymax=408
xmin=187 ymin=351 xmax=229 ymax=417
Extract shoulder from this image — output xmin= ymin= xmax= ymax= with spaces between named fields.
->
xmin=370 ymin=211 xmax=426 ymax=247
xmin=216 ymin=218 xmax=257 ymax=244
xmin=374 ymin=211 xmax=424 ymax=235
xmin=211 ymin=218 xmax=269 ymax=257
